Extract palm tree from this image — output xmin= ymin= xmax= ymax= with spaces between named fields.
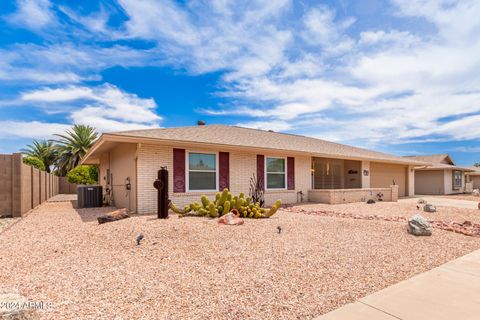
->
xmin=53 ymin=124 xmax=98 ymax=175
xmin=21 ymin=140 xmax=57 ymax=173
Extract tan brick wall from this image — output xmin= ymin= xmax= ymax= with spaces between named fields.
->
xmin=0 ymin=154 xmax=13 ymax=216
xmin=0 ymin=153 xmax=62 ymax=217
xmin=136 ymin=143 xmax=311 ymax=214
xmin=32 ymin=168 xmax=40 ymax=208
xmin=308 ymin=186 xmax=397 ymax=204
xmin=20 ymin=163 xmax=32 ymax=213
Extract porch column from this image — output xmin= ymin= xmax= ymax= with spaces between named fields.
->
xmin=361 ymin=161 xmax=370 ymax=188
xmin=407 ymin=165 xmax=415 ymax=197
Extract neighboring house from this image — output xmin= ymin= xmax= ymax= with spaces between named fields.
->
xmin=81 ymin=125 xmax=425 ymax=213
xmin=465 ymin=166 xmax=480 ymax=190
xmin=404 ymin=154 xmax=473 ymax=195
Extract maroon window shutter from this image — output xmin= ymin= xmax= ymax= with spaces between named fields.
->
xmin=287 ymin=157 xmax=295 ymax=190
xmin=219 ymin=152 xmax=230 ymax=190
xmin=257 ymin=154 xmax=265 ymax=190
xmin=173 ymin=148 xmax=186 ymax=193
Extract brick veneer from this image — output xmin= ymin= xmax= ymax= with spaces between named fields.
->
xmin=136 ymin=144 xmax=312 ymax=213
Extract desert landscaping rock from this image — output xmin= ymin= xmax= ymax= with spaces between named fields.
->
xmin=407 ymin=214 xmax=432 ymax=236
xmin=423 ymin=204 xmax=436 ymax=213
xmin=1 ymin=201 xmax=480 ymax=319
xmin=97 ymin=208 xmax=130 ymax=224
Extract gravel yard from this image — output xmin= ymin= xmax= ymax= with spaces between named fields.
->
xmin=1 ymin=201 xmax=480 ymax=319
xmin=436 ymin=194 xmax=480 ymax=202
xmin=294 ymin=200 xmax=480 ymax=224
xmin=0 ymin=217 xmax=19 ymax=233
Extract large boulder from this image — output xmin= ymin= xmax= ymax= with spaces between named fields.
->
xmin=407 ymin=214 xmax=432 ymax=236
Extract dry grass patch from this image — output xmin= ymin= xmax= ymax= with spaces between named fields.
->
xmin=1 ymin=201 xmax=479 ymax=319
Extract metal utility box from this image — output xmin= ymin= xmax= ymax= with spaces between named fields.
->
xmin=77 ymin=185 xmax=103 ymax=208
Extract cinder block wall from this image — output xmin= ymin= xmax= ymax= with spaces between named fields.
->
xmin=136 ymin=143 xmax=311 ymax=214
xmin=0 ymin=153 xmax=65 ymax=217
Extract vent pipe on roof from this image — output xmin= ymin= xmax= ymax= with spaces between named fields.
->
xmin=197 ymin=120 xmax=206 ymax=126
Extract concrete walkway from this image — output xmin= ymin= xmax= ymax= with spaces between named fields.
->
xmin=315 ymin=249 xmax=480 ymax=320
xmin=399 ymin=196 xmax=478 ymax=209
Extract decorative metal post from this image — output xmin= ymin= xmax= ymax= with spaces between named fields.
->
xmin=153 ymin=167 xmax=169 ymax=219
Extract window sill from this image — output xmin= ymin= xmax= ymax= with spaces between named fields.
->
xmin=265 ymin=189 xmax=294 ymax=193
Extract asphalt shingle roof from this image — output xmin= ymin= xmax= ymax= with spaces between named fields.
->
xmin=105 ymin=125 xmax=425 ymax=165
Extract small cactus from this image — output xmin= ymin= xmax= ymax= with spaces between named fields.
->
xmin=223 ymin=201 xmax=231 ymax=215
xmin=201 ymin=195 xmax=210 ymax=208
xmin=208 ymin=203 xmax=217 ymax=218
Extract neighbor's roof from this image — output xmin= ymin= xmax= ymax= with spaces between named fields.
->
xmin=465 ymin=166 xmax=480 ymax=175
xmin=404 ymin=154 xmax=453 ymax=165
xmin=82 ymin=125 xmax=428 ymax=165
xmin=404 ymin=154 xmax=474 ymax=171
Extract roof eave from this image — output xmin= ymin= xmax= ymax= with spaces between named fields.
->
xmin=88 ymin=133 xmax=427 ymax=166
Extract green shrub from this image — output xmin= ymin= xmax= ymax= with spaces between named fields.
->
xmin=22 ymin=156 xmax=46 ymax=171
xmin=67 ymin=165 xmax=98 ymax=185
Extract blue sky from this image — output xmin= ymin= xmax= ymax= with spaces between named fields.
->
xmin=1 ymin=0 xmax=480 ymax=165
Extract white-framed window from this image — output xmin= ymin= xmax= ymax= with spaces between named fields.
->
xmin=265 ymin=157 xmax=286 ymax=190
xmin=453 ymin=170 xmax=462 ymax=189
xmin=187 ymin=152 xmax=218 ymax=191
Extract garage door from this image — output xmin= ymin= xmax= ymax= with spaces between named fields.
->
xmin=370 ymin=162 xmax=407 ymax=197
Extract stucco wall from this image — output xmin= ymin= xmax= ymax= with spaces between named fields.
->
xmin=135 ymin=143 xmax=311 ymax=214
xmin=370 ymin=162 xmax=407 ymax=197
xmin=309 ymin=186 xmax=397 ymax=204
xmin=470 ymin=176 xmax=480 ymax=189
xmin=414 ymin=170 xmax=445 ymax=195
xmin=98 ymin=143 xmax=137 ymax=212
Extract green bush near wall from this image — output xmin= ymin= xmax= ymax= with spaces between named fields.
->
xmin=67 ymin=165 xmax=98 ymax=185
xmin=22 ymin=156 xmax=46 ymax=171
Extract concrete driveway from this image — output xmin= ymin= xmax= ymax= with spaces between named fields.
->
xmin=399 ymin=196 xmax=478 ymax=209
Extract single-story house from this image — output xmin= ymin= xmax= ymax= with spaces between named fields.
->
xmin=465 ymin=166 xmax=480 ymax=190
xmin=81 ymin=125 xmax=426 ymax=213
xmin=404 ymin=154 xmax=473 ymax=195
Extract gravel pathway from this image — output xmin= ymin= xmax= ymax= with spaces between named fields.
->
xmin=1 ymin=201 xmax=479 ymax=319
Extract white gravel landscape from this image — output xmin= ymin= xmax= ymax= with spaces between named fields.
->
xmin=1 ymin=201 xmax=479 ymax=319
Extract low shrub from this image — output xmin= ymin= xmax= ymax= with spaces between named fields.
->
xmin=22 ymin=156 xmax=46 ymax=171
xmin=67 ymin=165 xmax=98 ymax=185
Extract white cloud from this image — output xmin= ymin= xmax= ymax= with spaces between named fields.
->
xmin=20 ymin=84 xmax=162 ymax=133
xmin=3 ymin=0 xmax=480 ymax=149
xmin=6 ymin=0 xmax=54 ymax=30
xmin=0 ymin=121 xmax=70 ymax=139
xmin=302 ymin=6 xmax=355 ymax=54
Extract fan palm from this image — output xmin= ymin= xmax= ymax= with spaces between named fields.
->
xmin=21 ymin=140 xmax=57 ymax=173
xmin=53 ymin=124 xmax=98 ymax=175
